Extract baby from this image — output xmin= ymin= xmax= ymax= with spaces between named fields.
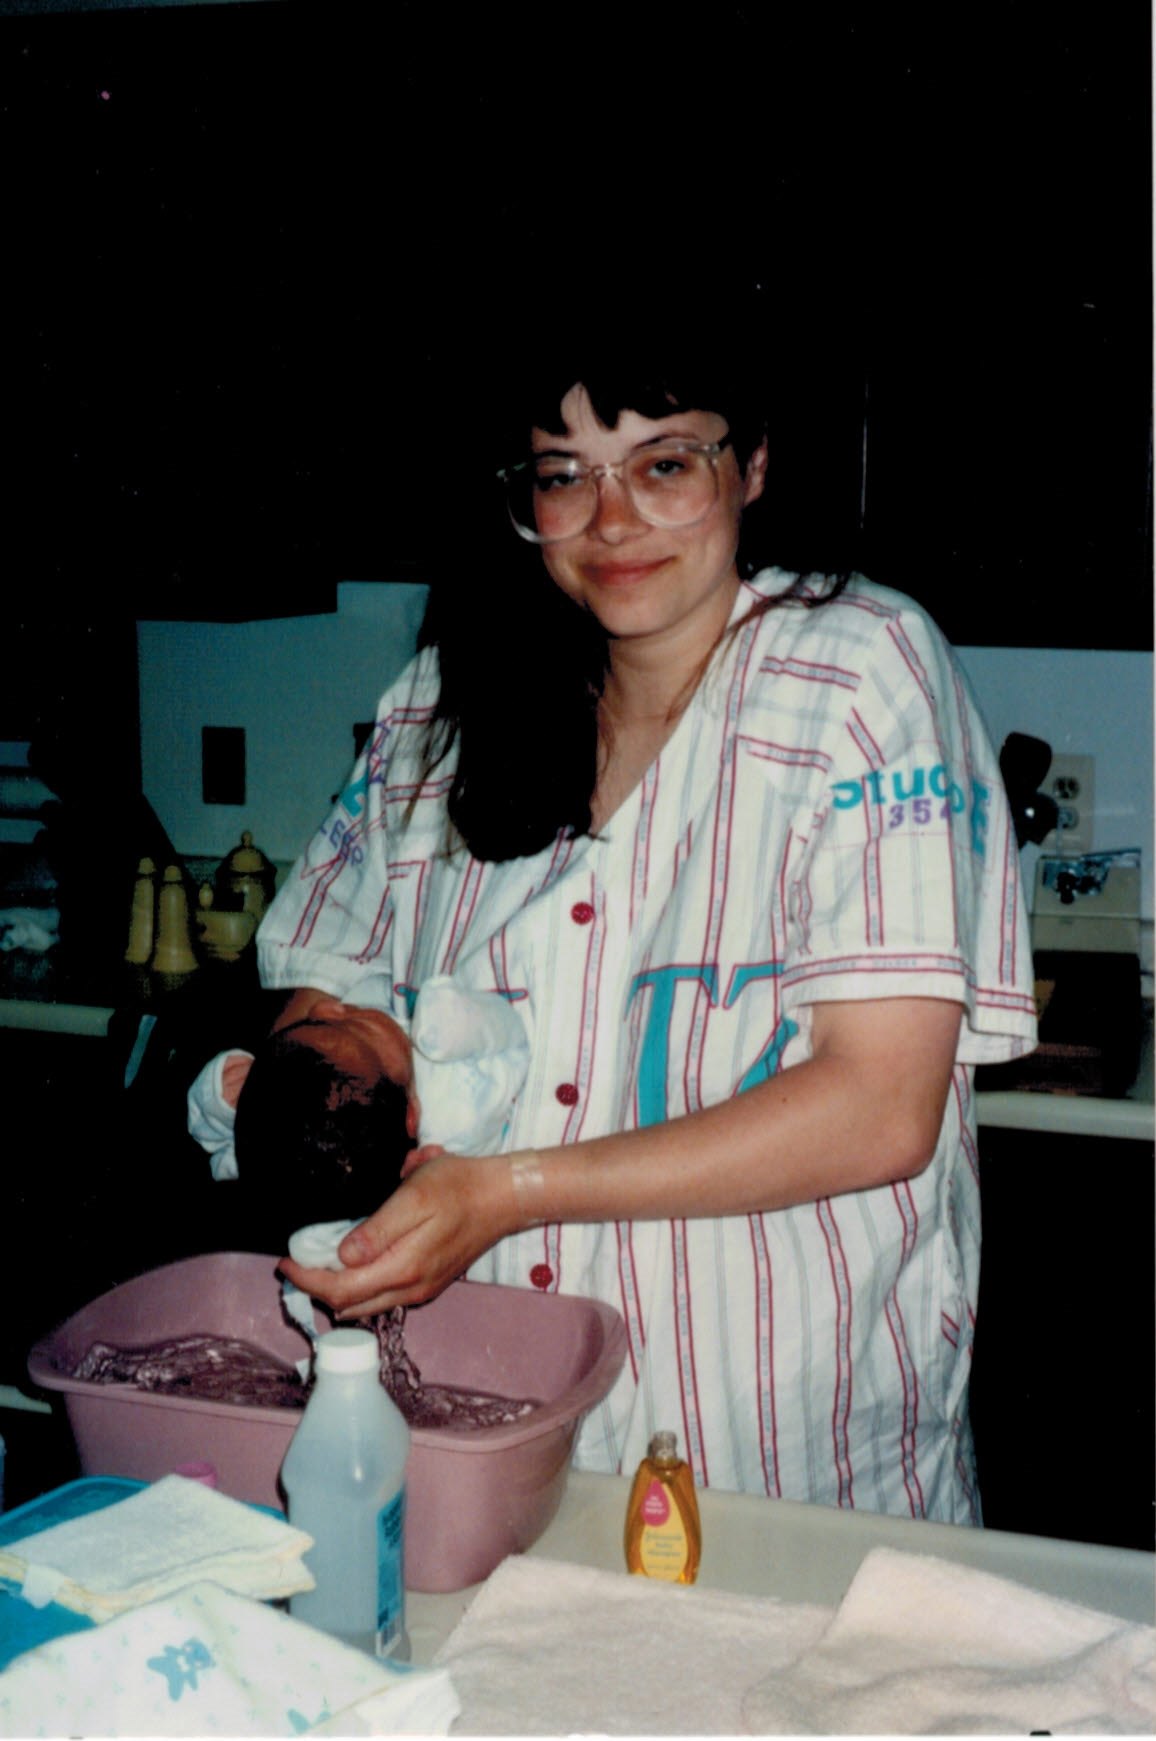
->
xmin=188 ymin=977 xmax=530 ymax=1254
xmin=230 ymin=999 xmax=417 ymax=1251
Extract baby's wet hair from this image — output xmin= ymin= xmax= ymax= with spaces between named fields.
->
xmin=233 ymin=1028 xmax=411 ymax=1250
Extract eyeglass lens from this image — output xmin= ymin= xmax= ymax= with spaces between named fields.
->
xmin=508 ymin=444 xmax=719 ymax=542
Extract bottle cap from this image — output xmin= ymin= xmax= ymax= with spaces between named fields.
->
xmin=174 ymin=1459 xmax=219 ymax=1488
xmin=649 ymin=1430 xmax=679 ymax=1461
xmin=317 ymin=1328 xmax=378 ymax=1374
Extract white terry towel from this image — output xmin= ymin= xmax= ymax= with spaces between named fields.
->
xmin=410 ymin=973 xmax=529 ymax=1154
xmin=0 ymin=1578 xmax=460 ymax=1738
xmin=433 ymin=1554 xmax=831 ymax=1734
xmin=0 ymin=1476 xmax=314 ymax=1620
xmin=740 ymin=1544 xmax=1156 ymax=1735
xmin=434 ymin=1548 xmax=1156 ymax=1736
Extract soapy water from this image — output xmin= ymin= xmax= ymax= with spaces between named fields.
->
xmin=69 ymin=1308 xmax=538 ymax=1432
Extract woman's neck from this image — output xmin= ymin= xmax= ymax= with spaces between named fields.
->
xmin=601 ymin=582 xmax=738 ymax=726
xmin=590 ymin=585 xmax=739 ymax=830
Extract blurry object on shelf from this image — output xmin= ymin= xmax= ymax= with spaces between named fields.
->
xmin=0 ymin=907 xmax=59 ymax=955
xmin=194 ymin=883 xmax=258 ymax=963
xmin=0 ymin=838 xmax=62 ymax=995
xmin=978 ymin=849 xmax=1144 ymax=1099
xmin=123 ymin=859 xmax=157 ymax=968
xmin=0 ymin=764 xmax=57 ymax=847
xmin=1031 ymin=849 xmax=1142 ymax=955
xmin=998 ymin=732 xmax=1059 ymax=849
xmin=214 ymin=832 xmax=276 ymax=922
xmin=150 ymin=866 xmax=199 ymax=993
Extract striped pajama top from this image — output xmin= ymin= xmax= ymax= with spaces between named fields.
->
xmin=257 ymin=569 xmax=1037 ymax=1523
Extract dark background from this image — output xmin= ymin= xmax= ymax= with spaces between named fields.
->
xmin=2 ymin=0 xmax=1152 ymax=646
xmin=0 ymin=3 xmax=1152 ymax=1549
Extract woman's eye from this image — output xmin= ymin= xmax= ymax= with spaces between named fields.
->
xmin=534 ymin=468 xmax=583 ymax=493
xmin=636 ymin=449 xmax=692 ymax=483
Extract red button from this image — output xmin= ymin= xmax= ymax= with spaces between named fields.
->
xmin=570 ymin=901 xmax=595 ymax=925
xmin=555 ymin=1082 xmax=579 ymax=1106
xmin=530 ymin=1263 xmax=553 ymax=1290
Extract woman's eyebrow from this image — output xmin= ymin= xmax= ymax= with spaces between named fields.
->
xmin=533 ymin=426 xmax=710 ymax=461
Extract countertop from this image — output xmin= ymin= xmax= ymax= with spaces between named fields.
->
xmin=974 ymin=1003 xmax=1154 ymax=1141
xmin=404 ymin=1470 xmax=1155 ymax=1666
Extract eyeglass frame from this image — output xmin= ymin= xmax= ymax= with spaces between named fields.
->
xmin=496 ymin=434 xmax=734 ymax=545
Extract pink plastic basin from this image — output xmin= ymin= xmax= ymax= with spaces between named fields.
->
xmin=27 ymin=1252 xmax=627 ymax=1592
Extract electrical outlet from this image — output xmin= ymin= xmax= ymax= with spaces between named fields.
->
xmin=1039 ymin=752 xmax=1095 ymax=855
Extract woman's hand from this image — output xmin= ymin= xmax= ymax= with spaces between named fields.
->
xmin=278 ymin=1149 xmax=519 ymax=1316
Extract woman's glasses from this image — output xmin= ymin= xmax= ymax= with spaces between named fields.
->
xmin=498 ymin=437 xmax=731 ymax=545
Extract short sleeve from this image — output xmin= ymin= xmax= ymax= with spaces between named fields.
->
xmin=256 ymin=649 xmax=441 ymax=1017
xmin=780 ymin=602 xmax=1037 ymax=1065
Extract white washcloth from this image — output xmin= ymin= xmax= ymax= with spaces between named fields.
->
xmin=433 ymin=1554 xmax=831 ymax=1734
xmin=741 ymin=1544 xmax=1156 ymax=1735
xmin=0 ymin=1578 xmax=460 ymax=1738
xmin=0 ymin=1476 xmax=314 ymax=1621
xmin=410 ymin=974 xmax=529 ymax=1154
xmin=188 ymin=1046 xmax=246 ymax=1180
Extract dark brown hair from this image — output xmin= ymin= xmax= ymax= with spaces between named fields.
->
xmin=233 ymin=1031 xmax=410 ymax=1249
xmin=417 ymin=279 xmax=848 ymax=862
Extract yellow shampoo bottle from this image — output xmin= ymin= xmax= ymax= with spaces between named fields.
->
xmin=624 ymin=1430 xmax=701 ymax=1584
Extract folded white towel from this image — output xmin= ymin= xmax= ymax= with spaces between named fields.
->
xmin=434 ymin=1553 xmax=830 ymax=1734
xmin=435 ymin=1546 xmax=1156 ymax=1737
xmin=740 ymin=1544 xmax=1156 ymax=1735
xmin=0 ymin=1476 xmax=314 ymax=1621
xmin=410 ymin=974 xmax=529 ymax=1155
xmin=0 ymin=1578 xmax=460 ymax=1738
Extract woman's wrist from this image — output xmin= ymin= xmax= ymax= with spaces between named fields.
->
xmin=508 ymin=1152 xmax=547 ymax=1228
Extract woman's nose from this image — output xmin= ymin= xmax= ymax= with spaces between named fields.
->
xmin=589 ymin=470 xmax=647 ymax=540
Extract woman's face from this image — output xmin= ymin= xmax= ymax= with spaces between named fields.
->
xmin=531 ymin=383 xmax=767 ymax=658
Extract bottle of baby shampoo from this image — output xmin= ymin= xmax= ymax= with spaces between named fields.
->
xmin=624 ymin=1430 xmax=701 ymax=1584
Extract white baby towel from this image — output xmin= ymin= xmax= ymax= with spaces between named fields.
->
xmin=0 ymin=1577 xmax=460 ymax=1738
xmin=435 ymin=1547 xmax=1156 ymax=1737
xmin=433 ymin=1553 xmax=831 ymax=1734
xmin=0 ymin=1476 xmax=314 ymax=1621
xmin=409 ymin=974 xmax=529 ymax=1155
xmin=740 ymin=1544 xmax=1156 ymax=1735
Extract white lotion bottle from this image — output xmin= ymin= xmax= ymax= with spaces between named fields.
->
xmin=282 ymin=1327 xmax=410 ymax=1660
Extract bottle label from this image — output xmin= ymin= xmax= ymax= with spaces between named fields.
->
xmin=641 ymin=1478 xmax=670 ymax=1526
xmin=639 ymin=1479 xmax=688 ymax=1580
xmin=375 ymin=1487 xmax=406 ymax=1658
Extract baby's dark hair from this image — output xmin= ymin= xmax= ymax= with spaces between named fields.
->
xmin=233 ymin=1030 xmax=411 ymax=1250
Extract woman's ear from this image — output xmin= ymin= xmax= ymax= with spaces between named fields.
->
xmin=743 ymin=439 xmax=769 ymax=508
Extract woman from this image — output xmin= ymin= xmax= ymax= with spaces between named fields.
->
xmin=261 ymin=297 xmax=1037 ymax=1521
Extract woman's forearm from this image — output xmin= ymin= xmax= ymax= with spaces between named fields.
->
xmin=287 ymin=997 xmax=964 ymax=1316
xmin=502 ymin=995 xmax=962 ymax=1226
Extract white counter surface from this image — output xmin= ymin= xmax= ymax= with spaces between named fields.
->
xmin=406 ymin=1470 xmax=1155 ymax=1666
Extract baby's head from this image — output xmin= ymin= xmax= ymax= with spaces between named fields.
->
xmin=233 ymin=1001 xmax=414 ymax=1249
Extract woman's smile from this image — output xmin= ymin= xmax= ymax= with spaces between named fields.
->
xmin=581 ymin=556 xmax=674 ymax=586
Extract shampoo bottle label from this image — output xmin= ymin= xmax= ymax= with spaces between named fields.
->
xmin=639 ymin=1478 xmax=689 ymax=1579
xmin=375 ymin=1487 xmax=406 ymax=1658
